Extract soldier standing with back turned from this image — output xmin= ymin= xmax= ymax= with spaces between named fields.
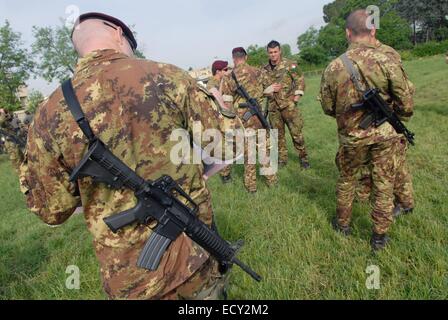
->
xmin=20 ymin=12 xmax=236 ymax=300
xmin=319 ymin=10 xmax=415 ymax=250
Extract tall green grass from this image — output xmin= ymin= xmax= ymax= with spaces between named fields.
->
xmin=0 ymin=55 xmax=447 ymax=300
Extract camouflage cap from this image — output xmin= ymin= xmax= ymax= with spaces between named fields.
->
xmin=71 ymin=12 xmax=137 ymax=51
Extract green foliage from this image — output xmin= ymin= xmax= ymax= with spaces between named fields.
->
xmin=377 ymin=11 xmax=413 ymax=50
xmin=0 ymin=20 xmax=34 ymax=111
xmin=1 ymin=56 xmax=447 ymax=299
xmin=246 ymin=45 xmax=268 ymax=67
xmin=297 ymin=27 xmax=320 ymax=50
xmin=395 ymin=0 xmax=448 ymax=43
xmin=317 ymin=23 xmax=347 ymax=58
xmin=27 ymin=90 xmax=45 ymax=113
xmin=411 ymin=40 xmax=448 ymax=57
xmin=31 ymin=22 xmax=77 ymax=83
xmin=299 ymin=46 xmax=329 ymax=66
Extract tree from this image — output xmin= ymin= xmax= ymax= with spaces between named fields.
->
xmin=27 ymin=90 xmax=45 ymax=113
xmin=32 ymin=22 xmax=77 ymax=83
xmin=317 ymin=23 xmax=347 ymax=58
xmin=0 ymin=20 xmax=34 ymax=111
xmin=396 ymin=0 xmax=448 ymax=43
xmin=377 ymin=11 xmax=413 ymax=50
xmin=297 ymin=27 xmax=320 ymax=50
xmin=32 ymin=21 xmax=146 ymax=83
xmin=246 ymin=45 xmax=268 ymax=67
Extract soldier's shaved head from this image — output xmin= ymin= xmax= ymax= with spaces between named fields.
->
xmin=346 ymin=9 xmax=373 ymax=36
xmin=72 ymin=19 xmax=134 ymax=58
xmin=345 ymin=9 xmax=377 ymax=44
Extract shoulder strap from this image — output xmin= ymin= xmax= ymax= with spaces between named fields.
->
xmin=231 ymin=71 xmax=240 ymax=88
xmin=340 ymin=53 xmax=366 ymax=92
xmin=61 ymin=79 xmax=96 ymax=143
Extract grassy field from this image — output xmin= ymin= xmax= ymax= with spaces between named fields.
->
xmin=0 ymin=55 xmax=447 ymax=300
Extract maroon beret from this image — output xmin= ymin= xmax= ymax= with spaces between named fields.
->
xmin=72 ymin=12 xmax=137 ymax=51
xmin=232 ymin=47 xmax=247 ymax=56
xmin=212 ymin=60 xmax=229 ymax=74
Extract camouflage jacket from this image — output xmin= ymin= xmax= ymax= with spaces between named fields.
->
xmin=20 ymin=49 xmax=233 ymax=299
xmin=262 ymin=58 xmax=305 ymax=111
xmin=221 ymin=62 xmax=265 ymax=129
xmin=206 ymin=76 xmax=224 ymax=93
xmin=319 ymin=40 xmax=415 ymax=146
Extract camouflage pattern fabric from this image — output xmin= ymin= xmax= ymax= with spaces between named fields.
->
xmin=262 ymin=58 xmax=308 ymax=164
xmin=335 ymin=41 xmax=416 ymax=209
xmin=20 ymin=49 xmax=238 ymax=300
xmin=319 ymin=40 xmax=415 ymax=235
xmin=0 ymin=110 xmax=24 ymax=174
xmin=336 ymin=138 xmax=400 ymax=234
xmin=160 ymin=258 xmax=230 ymax=300
xmin=222 ymin=63 xmax=278 ymax=192
xmin=269 ymin=103 xmax=307 ymax=162
xmin=348 ymin=137 xmax=415 ymax=210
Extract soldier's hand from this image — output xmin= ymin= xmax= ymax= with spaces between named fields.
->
xmin=293 ymin=95 xmax=301 ymax=103
xmin=272 ymin=83 xmax=282 ymax=93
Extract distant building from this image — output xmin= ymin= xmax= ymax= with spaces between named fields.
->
xmin=16 ymin=86 xmax=28 ymax=109
xmin=188 ymin=67 xmax=212 ymax=87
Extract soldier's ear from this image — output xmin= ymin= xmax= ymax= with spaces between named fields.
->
xmin=345 ymin=29 xmax=351 ymax=41
xmin=370 ymin=28 xmax=376 ymax=38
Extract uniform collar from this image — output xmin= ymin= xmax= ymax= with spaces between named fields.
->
xmin=348 ymin=39 xmax=377 ymax=51
xmin=268 ymin=58 xmax=286 ymax=70
xmin=75 ymin=49 xmax=129 ymax=73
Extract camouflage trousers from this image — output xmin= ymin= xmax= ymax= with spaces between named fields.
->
xmin=336 ymin=137 xmax=400 ymax=235
xmin=269 ymin=103 xmax=308 ymax=164
xmin=4 ymin=140 xmax=23 ymax=175
xmin=243 ymin=132 xmax=278 ymax=193
xmin=337 ymin=137 xmax=415 ymax=209
xmin=220 ymin=165 xmax=232 ymax=178
xmin=160 ymin=259 xmax=230 ymax=300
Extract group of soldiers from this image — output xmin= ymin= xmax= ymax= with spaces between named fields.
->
xmin=6 ymin=9 xmax=422 ymax=300
xmin=0 ymin=108 xmax=31 ymax=174
xmin=206 ymin=43 xmax=310 ymax=193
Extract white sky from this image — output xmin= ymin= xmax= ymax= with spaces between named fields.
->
xmin=0 ymin=0 xmax=331 ymax=95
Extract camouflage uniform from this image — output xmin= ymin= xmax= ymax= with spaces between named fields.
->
xmin=207 ymin=77 xmax=233 ymax=180
xmin=0 ymin=110 xmax=24 ymax=174
xmin=262 ymin=58 xmax=308 ymax=165
xmin=319 ymin=40 xmax=414 ymax=235
xmin=341 ymin=41 xmax=415 ymax=209
xmin=222 ymin=63 xmax=278 ymax=193
xmin=20 ymin=49 xmax=237 ymax=300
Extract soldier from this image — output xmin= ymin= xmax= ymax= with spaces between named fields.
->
xmin=207 ymin=60 xmax=230 ymax=93
xmin=20 ymin=12 xmax=238 ymax=300
xmin=0 ymin=108 xmax=24 ymax=174
xmin=319 ymin=10 xmax=414 ymax=250
xmin=343 ymin=39 xmax=416 ymax=216
xmin=222 ymin=47 xmax=278 ymax=193
xmin=207 ymin=60 xmax=234 ymax=183
xmin=262 ymin=40 xmax=310 ymax=169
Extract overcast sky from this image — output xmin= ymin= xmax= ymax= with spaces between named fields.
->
xmin=0 ymin=0 xmax=331 ymax=95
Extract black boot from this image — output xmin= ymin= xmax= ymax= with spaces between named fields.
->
xmin=300 ymin=159 xmax=311 ymax=170
xmin=371 ymin=233 xmax=390 ymax=251
xmin=221 ymin=175 xmax=232 ymax=184
xmin=393 ymin=205 xmax=414 ymax=218
xmin=332 ymin=218 xmax=351 ymax=236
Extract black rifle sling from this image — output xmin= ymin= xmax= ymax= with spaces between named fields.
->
xmin=61 ymin=79 xmax=96 ymax=143
xmin=231 ymin=71 xmax=256 ymax=121
xmin=340 ymin=53 xmax=366 ymax=93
